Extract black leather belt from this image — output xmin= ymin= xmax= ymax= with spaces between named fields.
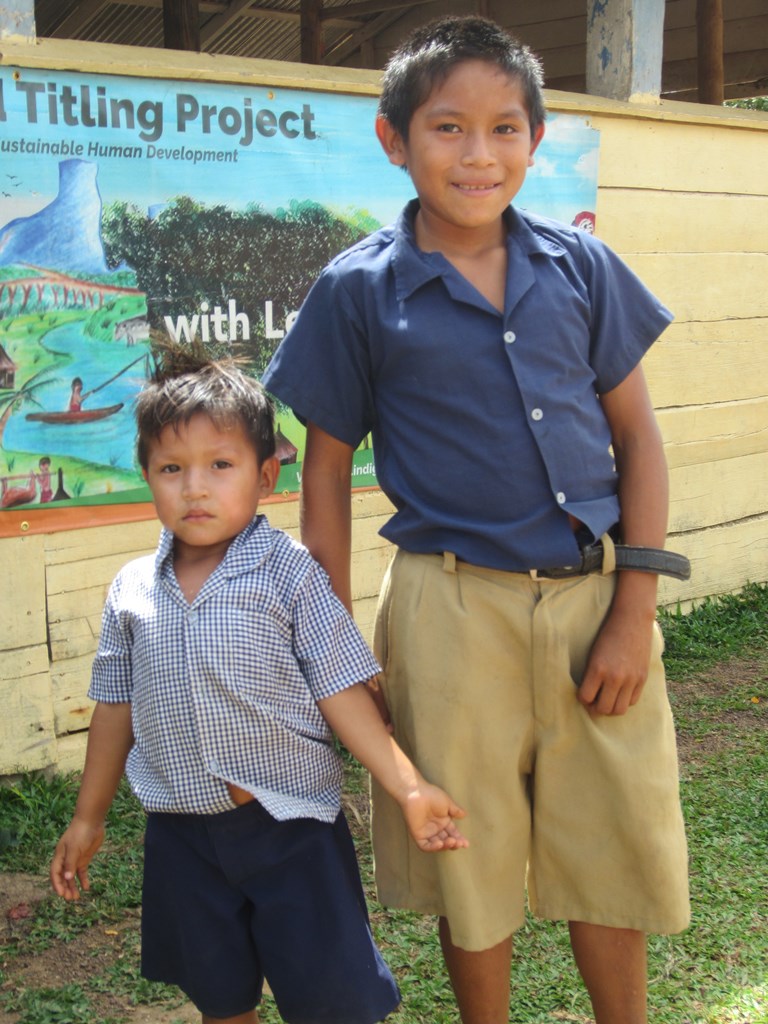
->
xmin=532 ymin=541 xmax=691 ymax=581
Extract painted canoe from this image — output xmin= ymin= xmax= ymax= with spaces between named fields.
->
xmin=26 ymin=402 xmax=124 ymax=424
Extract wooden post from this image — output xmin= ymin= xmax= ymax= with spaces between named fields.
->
xmin=301 ymin=0 xmax=323 ymax=64
xmin=696 ymin=0 xmax=724 ymax=105
xmin=586 ymin=0 xmax=665 ymax=102
xmin=163 ymin=0 xmax=200 ymax=52
xmin=0 ymin=0 xmax=35 ymax=40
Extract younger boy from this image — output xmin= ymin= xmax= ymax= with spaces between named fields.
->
xmin=262 ymin=15 xmax=690 ymax=1024
xmin=51 ymin=353 xmax=468 ymax=1024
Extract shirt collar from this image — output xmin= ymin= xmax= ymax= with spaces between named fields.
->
xmin=154 ymin=514 xmax=273 ymax=580
xmin=391 ymin=199 xmax=565 ymax=304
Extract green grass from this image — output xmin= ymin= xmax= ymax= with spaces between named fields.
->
xmin=659 ymin=582 xmax=768 ymax=680
xmin=1 ymin=584 xmax=766 ymax=1024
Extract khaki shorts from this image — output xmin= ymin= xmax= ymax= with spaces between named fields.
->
xmin=371 ymin=549 xmax=690 ymax=952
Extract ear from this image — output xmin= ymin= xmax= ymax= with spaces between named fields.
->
xmin=258 ymin=455 xmax=281 ymax=499
xmin=375 ymin=115 xmax=408 ymax=168
xmin=527 ymin=123 xmax=546 ymax=167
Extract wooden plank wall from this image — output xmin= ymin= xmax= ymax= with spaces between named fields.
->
xmin=581 ymin=98 xmax=768 ymax=609
xmin=1 ymin=80 xmax=766 ymax=776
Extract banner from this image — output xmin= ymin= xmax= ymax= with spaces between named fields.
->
xmin=0 ymin=65 xmax=599 ymax=529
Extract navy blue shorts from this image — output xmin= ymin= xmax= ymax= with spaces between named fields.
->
xmin=141 ymin=801 xmax=400 ymax=1022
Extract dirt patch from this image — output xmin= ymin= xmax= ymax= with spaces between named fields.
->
xmin=670 ymin=654 xmax=767 ymax=762
xmin=0 ymin=873 xmax=198 ymax=1023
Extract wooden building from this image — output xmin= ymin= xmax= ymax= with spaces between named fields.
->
xmin=0 ymin=0 xmax=766 ymax=775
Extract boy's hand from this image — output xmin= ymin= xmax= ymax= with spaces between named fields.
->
xmin=50 ymin=820 xmax=105 ymax=900
xmin=578 ymin=602 xmax=655 ymax=716
xmin=401 ymin=783 xmax=469 ymax=852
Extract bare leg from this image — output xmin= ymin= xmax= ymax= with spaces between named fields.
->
xmin=202 ymin=1011 xmax=259 ymax=1024
xmin=439 ymin=916 xmax=512 ymax=1024
xmin=569 ymin=921 xmax=647 ymax=1024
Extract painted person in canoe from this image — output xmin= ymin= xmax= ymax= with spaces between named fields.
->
xmin=69 ymin=377 xmax=84 ymax=412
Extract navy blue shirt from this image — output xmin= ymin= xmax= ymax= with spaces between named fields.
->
xmin=263 ymin=201 xmax=673 ymax=571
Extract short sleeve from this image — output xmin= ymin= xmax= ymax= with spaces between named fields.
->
xmin=262 ymin=263 xmax=376 ymax=447
xmin=288 ymin=560 xmax=380 ymax=701
xmin=88 ymin=574 xmax=134 ymax=704
xmin=577 ymin=231 xmax=673 ymax=394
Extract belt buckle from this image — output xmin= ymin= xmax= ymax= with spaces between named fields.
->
xmin=529 ymin=561 xmax=582 ymax=581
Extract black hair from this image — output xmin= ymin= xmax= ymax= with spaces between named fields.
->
xmin=135 ymin=343 xmax=276 ymax=471
xmin=378 ymin=15 xmax=546 ymax=140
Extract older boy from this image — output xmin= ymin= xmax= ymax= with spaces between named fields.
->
xmin=51 ymin=353 xmax=467 ymax=1024
xmin=262 ymin=15 xmax=690 ymax=1024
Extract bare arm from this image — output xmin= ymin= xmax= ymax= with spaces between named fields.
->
xmin=579 ymin=364 xmax=668 ymax=715
xmin=50 ymin=701 xmax=134 ymax=900
xmin=301 ymin=422 xmax=356 ymax=612
xmin=319 ymin=685 xmax=467 ymax=852
xmin=303 ymin=422 xmax=394 ymax=726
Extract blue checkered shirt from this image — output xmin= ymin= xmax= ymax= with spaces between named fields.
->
xmin=89 ymin=515 xmax=381 ymax=821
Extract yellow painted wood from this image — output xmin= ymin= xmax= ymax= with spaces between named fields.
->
xmin=589 ymin=115 xmax=768 ymax=195
xmin=47 ymin=593 xmax=105 ymax=643
xmin=622 ymin=253 xmax=768 ymax=322
xmin=44 ymin=519 xmax=161 ymax=566
xmin=45 ymin=553 xmax=147 ymax=602
xmin=0 ymin=536 xmax=47 ymax=651
xmin=596 ymin=190 xmax=768 ymax=254
xmin=658 ymin=398 xmax=768 ymax=468
xmin=644 ymin=335 xmax=768 ymax=407
xmin=660 ymin=516 xmax=768 ymax=607
xmin=51 ymin=656 xmax=95 ymax=735
xmin=669 ymin=452 xmax=768 ymax=532
xmin=0 ymin=645 xmax=56 ymax=774
xmin=55 ymin=731 xmax=89 ymax=775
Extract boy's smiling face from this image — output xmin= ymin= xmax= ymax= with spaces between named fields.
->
xmin=145 ymin=412 xmax=278 ymax=564
xmin=376 ymin=59 xmax=544 ymax=250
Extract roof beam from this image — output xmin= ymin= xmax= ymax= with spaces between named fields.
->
xmin=200 ymin=0 xmax=256 ymax=46
xmin=696 ymin=0 xmax=724 ymax=104
xmin=323 ymin=7 xmax=402 ymax=65
xmin=321 ymin=0 xmax=431 ymax=18
xmin=163 ymin=0 xmax=200 ymax=49
xmin=300 ymin=0 xmax=323 ymax=63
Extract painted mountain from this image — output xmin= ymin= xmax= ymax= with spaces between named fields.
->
xmin=0 ymin=159 xmax=109 ymax=274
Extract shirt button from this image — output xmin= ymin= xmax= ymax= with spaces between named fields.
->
xmin=531 ymin=408 xmax=543 ymax=421
xmin=504 ymin=330 xmax=516 ymax=343
xmin=556 ymin=492 xmax=567 ymax=504
xmin=209 ymin=759 xmax=220 ymax=772
xmin=187 ymin=611 xmax=198 ymax=626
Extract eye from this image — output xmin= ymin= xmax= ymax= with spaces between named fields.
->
xmin=159 ymin=463 xmax=180 ymax=474
xmin=494 ymin=123 xmax=519 ymax=135
xmin=436 ymin=122 xmax=461 ymax=134
xmin=213 ymin=460 xmax=233 ymax=470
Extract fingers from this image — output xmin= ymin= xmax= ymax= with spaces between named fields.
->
xmin=50 ymin=843 xmax=84 ymax=901
xmin=416 ymin=821 xmax=470 ymax=852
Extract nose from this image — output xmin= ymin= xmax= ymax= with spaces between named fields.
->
xmin=461 ymin=131 xmax=496 ymax=166
xmin=181 ymin=467 xmax=208 ymax=499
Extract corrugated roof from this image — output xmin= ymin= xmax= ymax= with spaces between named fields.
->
xmin=34 ymin=0 xmax=387 ymax=67
xmin=29 ymin=1 xmax=768 ymax=100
